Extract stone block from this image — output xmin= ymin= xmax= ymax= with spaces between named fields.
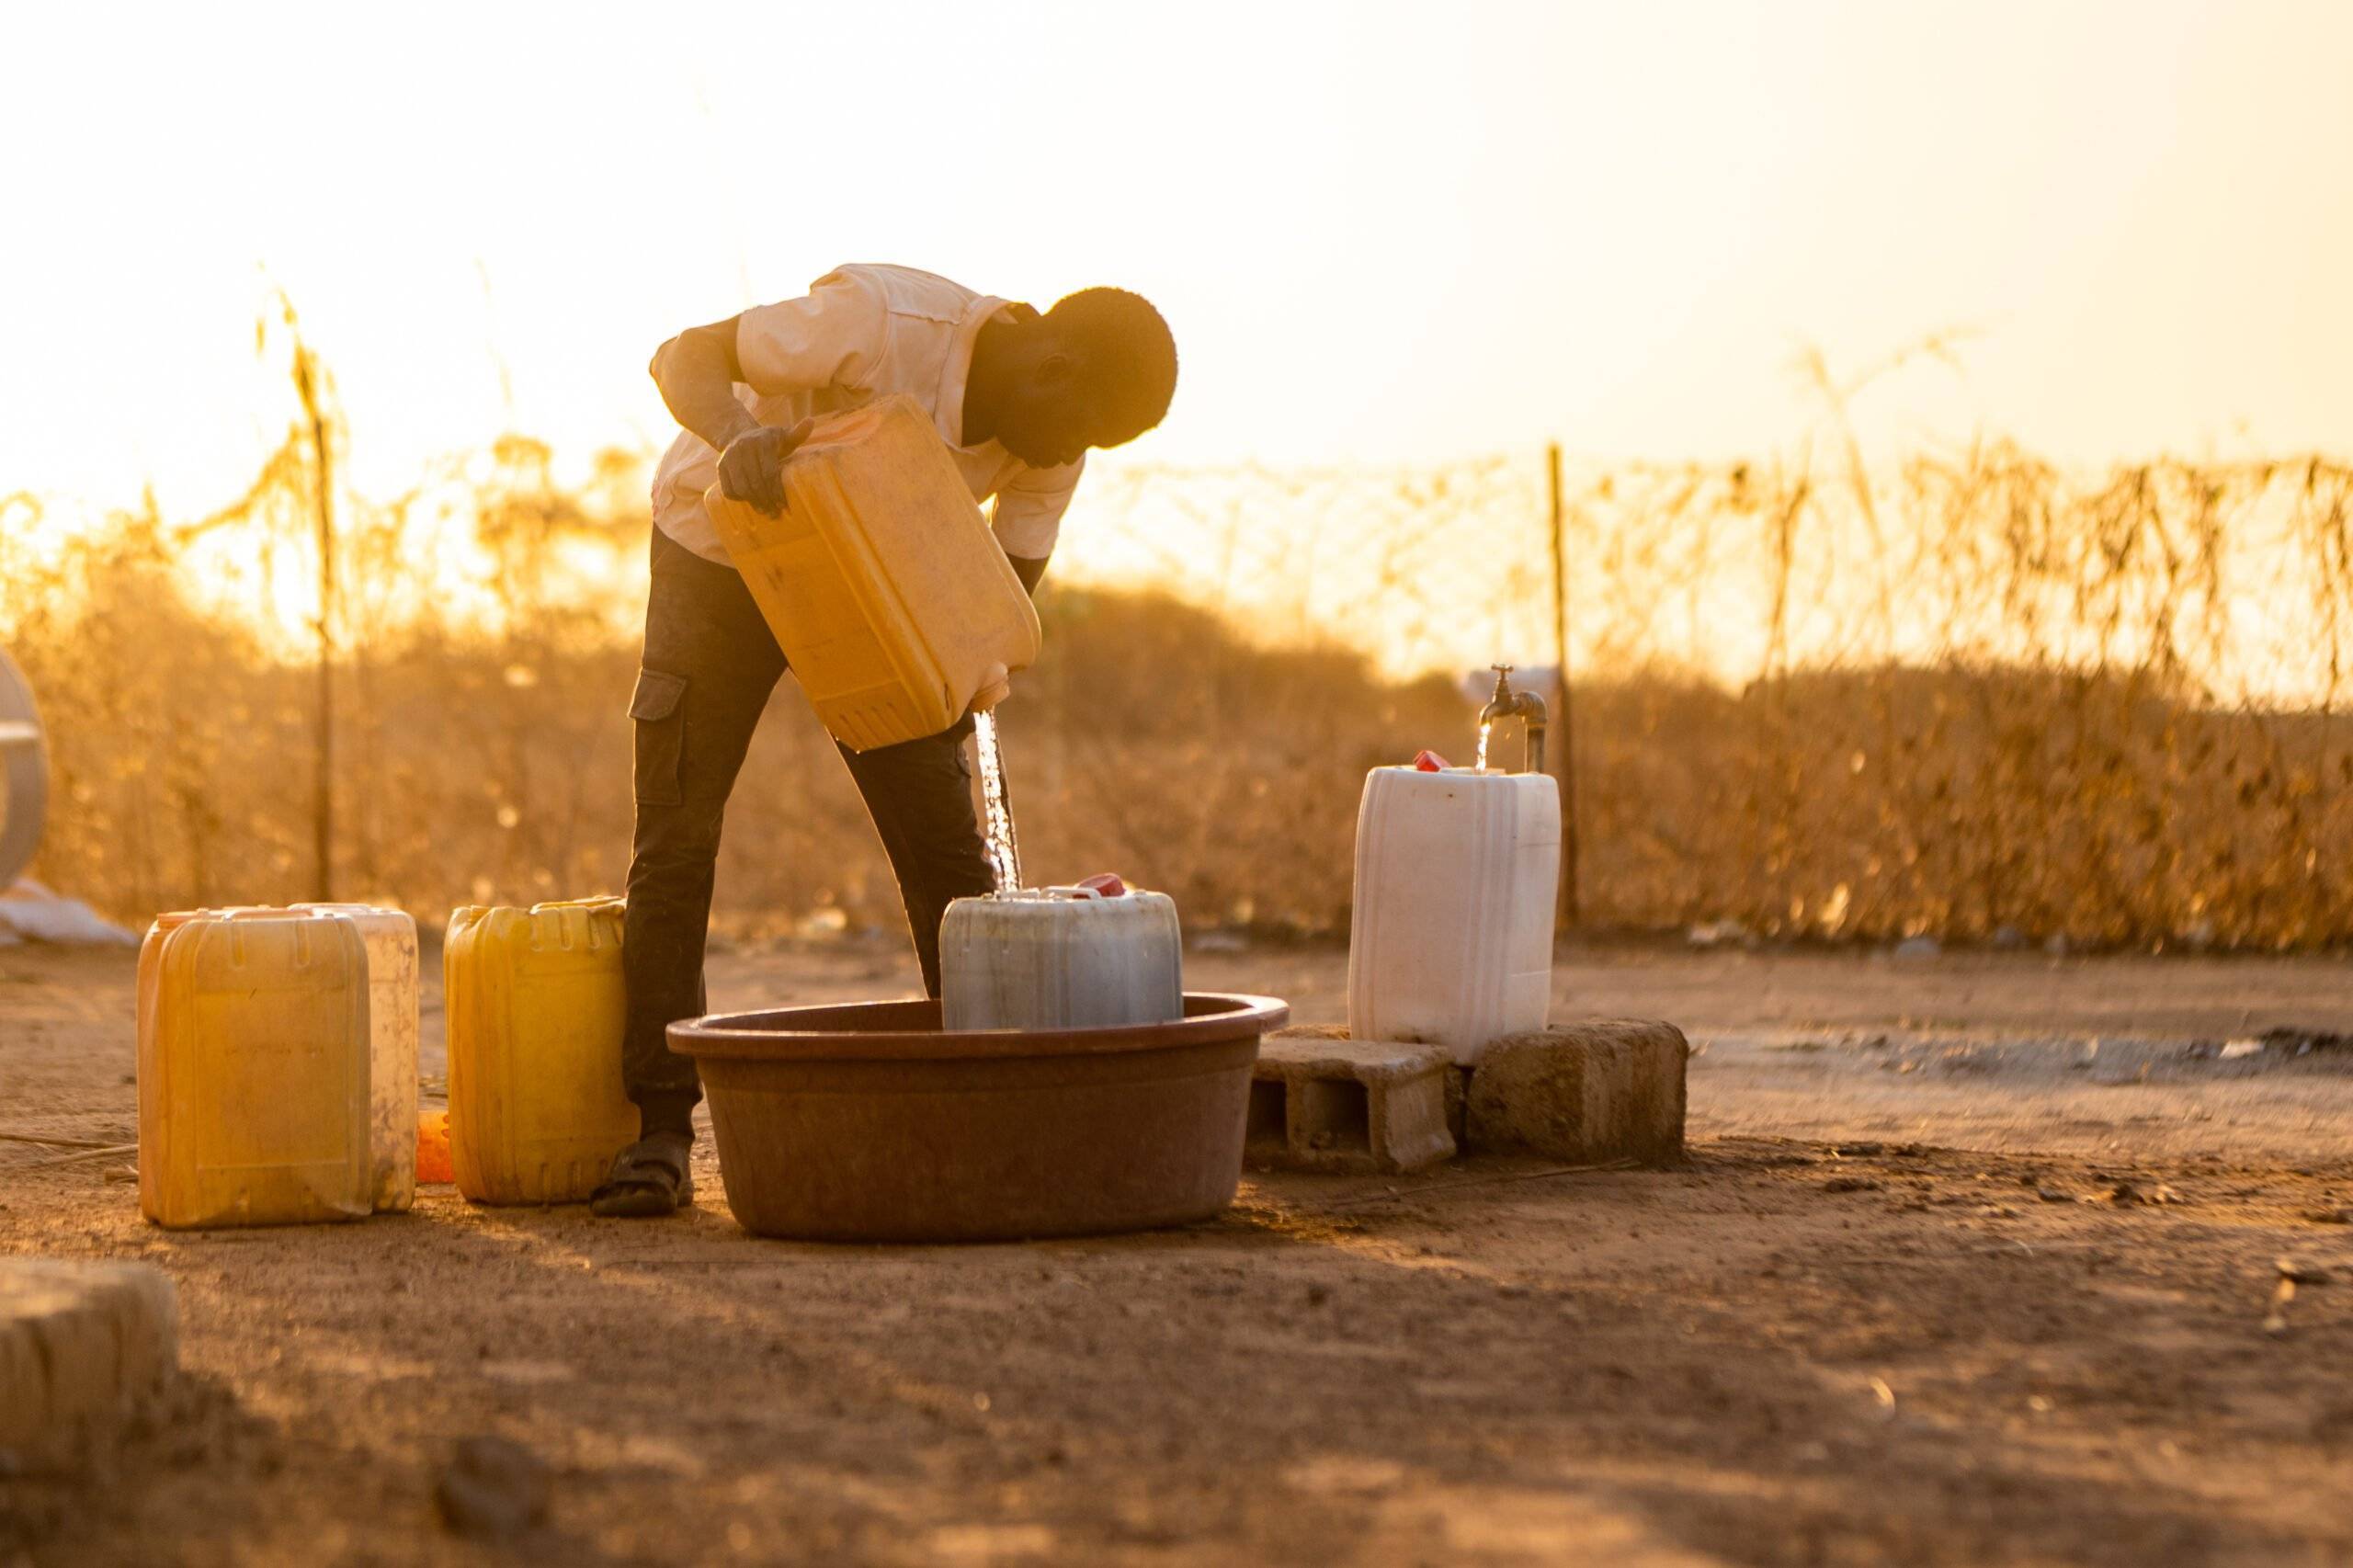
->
xmin=1251 ymin=1032 xmax=1456 ymax=1173
xmin=1270 ymin=1012 xmax=1468 ymax=1134
xmin=1463 ymin=1020 xmax=1688 ymax=1165
xmin=1273 ymin=1025 xmax=1473 ymax=1144
xmin=1 ymin=1258 xmax=178 ymax=1455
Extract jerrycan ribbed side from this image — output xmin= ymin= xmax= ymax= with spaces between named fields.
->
xmin=702 ymin=394 xmax=1040 ymax=751
xmin=141 ymin=911 xmax=372 ymax=1229
xmin=293 ymin=903 xmax=420 ymax=1212
xmin=446 ymin=898 xmax=636 ymax=1205
xmin=1347 ymin=767 xmax=1561 ymax=1059
xmin=138 ymin=906 xmax=284 ymax=1221
xmin=136 ymin=910 xmax=204 ymax=1226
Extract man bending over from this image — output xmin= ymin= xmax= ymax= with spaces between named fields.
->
xmin=593 ymin=264 xmax=1177 ymax=1218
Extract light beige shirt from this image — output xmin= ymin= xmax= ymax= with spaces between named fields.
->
xmin=649 ymin=264 xmax=1083 ymax=565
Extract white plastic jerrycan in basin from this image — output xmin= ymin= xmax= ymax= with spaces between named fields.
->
xmin=941 ymin=875 xmax=1184 ymax=1032
xmin=1347 ymin=698 xmax=1562 ymax=1056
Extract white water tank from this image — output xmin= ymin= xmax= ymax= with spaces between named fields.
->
xmin=940 ymin=880 xmax=1184 ymax=1032
xmin=1347 ymin=766 xmax=1560 ymax=1056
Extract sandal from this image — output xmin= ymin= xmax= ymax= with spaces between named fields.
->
xmin=589 ymin=1131 xmax=696 ymax=1218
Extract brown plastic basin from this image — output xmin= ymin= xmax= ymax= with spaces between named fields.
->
xmin=668 ymin=992 xmax=1290 ymax=1243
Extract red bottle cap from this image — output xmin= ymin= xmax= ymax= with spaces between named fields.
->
xmin=1413 ymin=749 xmax=1450 ymax=772
xmin=1075 ymin=872 xmax=1129 ymax=898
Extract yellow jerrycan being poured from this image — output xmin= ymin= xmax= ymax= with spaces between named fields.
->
xmin=138 ymin=909 xmax=373 ymax=1229
xmin=702 ymin=393 xmax=1041 ymax=751
xmin=444 ymin=898 xmax=638 ymax=1205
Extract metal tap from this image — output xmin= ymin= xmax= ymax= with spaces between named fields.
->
xmin=1478 ymin=665 xmax=1548 ymax=775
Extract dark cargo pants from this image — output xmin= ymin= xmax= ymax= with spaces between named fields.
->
xmin=621 ymin=525 xmax=996 ymax=1136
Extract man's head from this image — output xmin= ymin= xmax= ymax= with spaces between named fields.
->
xmin=972 ymin=288 xmax=1176 ymax=469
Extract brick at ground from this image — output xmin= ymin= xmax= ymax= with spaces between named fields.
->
xmin=1273 ymin=1024 xmax=1477 ymax=1144
xmin=1252 ymin=1032 xmax=1457 ymax=1174
xmin=0 ymin=1258 xmax=178 ymax=1455
xmin=1464 ymin=1020 xmax=1688 ymax=1165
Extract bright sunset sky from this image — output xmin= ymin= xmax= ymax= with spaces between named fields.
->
xmin=4 ymin=0 xmax=2349 ymax=523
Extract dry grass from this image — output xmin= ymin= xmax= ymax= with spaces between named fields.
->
xmin=2 ymin=512 xmax=1460 ymax=938
xmin=9 ymin=367 xmax=2353 ymax=950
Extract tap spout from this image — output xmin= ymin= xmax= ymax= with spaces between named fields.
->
xmin=1476 ymin=665 xmax=1519 ymax=730
xmin=1477 ymin=665 xmax=1549 ymax=776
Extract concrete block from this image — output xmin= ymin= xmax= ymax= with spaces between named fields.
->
xmin=1273 ymin=1024 xmax=1479 ymax=1143
xmin=1251 ymin=1032 xmax=1457 ymax=1173
xmin=1463 ymin=1020 xmax=1688 ymax=1165
xmin=0 ymin=1258 xmax=178 ymax=1455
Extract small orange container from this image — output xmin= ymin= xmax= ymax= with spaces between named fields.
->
xmin=415 ymin=1109 xmax=454 ymax=1185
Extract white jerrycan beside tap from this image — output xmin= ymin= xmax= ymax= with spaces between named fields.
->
xmin=1347 ymin=682 xmax=1562 ymax=1057
xmin=940 ymin=876 xmax=1184 ymax=1032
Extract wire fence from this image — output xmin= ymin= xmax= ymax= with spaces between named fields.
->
xmin=1054 ymin=444 xmax=2353 ymax=947
xmin=1061 ymin=446 xmax=2353 ymax=708
xmin=1057 ymin=455 xmax=1558 ymax=684
xmin=10 ymin=381 xmax=2353 ymax=949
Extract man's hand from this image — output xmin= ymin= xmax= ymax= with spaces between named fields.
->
xmin=716 ymin=419 xmax=813 ymax=517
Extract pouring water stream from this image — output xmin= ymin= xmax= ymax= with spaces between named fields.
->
xmin=972 ymin=709 xmax=1024 ymax=894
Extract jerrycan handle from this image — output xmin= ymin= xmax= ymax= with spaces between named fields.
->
xmin=700 ymin=478 xmax=787 ymax=527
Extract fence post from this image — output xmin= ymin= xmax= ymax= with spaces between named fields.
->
xmin=1549 ymin=442 xmax=1579 ymax=929
xmin=293 ymin=339 xmax=335 ymax=904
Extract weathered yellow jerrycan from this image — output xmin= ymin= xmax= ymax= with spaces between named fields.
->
xmin=138 ymin=910 xmax=373 ymax=1229
xmin=141 ymin=904 xmax=418 ymax=1213
xmin=293 ymin=903 xmax=420 ymax=1211
xmin=134 ymin=908 xmax=202 ymax=1056
xmin=701 ymin=393 xmax=1041 ymax=751
xmin=444 ymin=898 xmax=637 ymax=1205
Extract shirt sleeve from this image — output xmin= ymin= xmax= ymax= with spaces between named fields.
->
xmin=733 ymin=269 xmax=889 ymax=397
xmin=990 ymin=456 xmax=1084 ymax=561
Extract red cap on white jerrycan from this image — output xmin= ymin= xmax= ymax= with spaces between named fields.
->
xmin=1047 ymin=872 xmax=1127 ymax=899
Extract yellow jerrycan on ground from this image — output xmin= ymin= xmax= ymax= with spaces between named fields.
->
xmin=137 ymin=909 xmax=373 ymax=1229
xmin=140 ymin=903 xmax=418 ymax=1214
xmin=444 ymin=898 xmax=638 ymax=1205
xmin=702 ymin=392 xmax=1041 ymax=751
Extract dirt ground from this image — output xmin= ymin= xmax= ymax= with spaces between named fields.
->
xmin=5 ymin=937 xmax=2352 ymax=1566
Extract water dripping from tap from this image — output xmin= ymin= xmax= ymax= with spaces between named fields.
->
xmin=1476 ymin=665 xmax=1548 ymax=776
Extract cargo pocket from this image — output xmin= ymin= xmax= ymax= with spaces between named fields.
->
xmin=629 ymin=668 xmax=688 ymax=806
